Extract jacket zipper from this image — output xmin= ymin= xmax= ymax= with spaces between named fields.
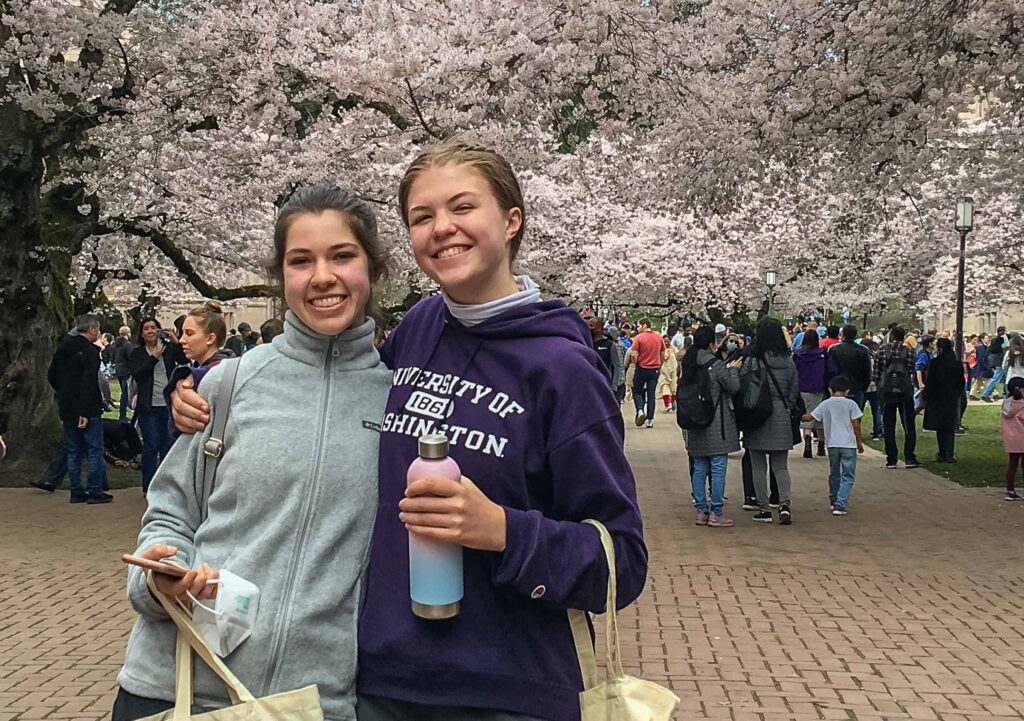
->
xmin=260 ymin=337 xmax=338 ymax=694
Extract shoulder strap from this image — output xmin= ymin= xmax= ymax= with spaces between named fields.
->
xmin=199 ymin=358 xmax=240 ymax=522
xmin=764 ymin=361 xmax=790 ymax=411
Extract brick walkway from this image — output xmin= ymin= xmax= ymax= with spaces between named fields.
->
xmin=2 ymin=411 xmax=1024 ymax=719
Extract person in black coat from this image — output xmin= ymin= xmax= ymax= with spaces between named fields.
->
xmin=923 ymin=338 xmax=965 ymax=463
xmin=112 ymin=327 xmax=136 ymax=421
xmin=129 ymin=317 xmax=185 ymax=493
xmin=46 ymin=314 xmax=111 ymax=503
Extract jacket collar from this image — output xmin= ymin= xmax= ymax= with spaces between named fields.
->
xmin=275 ymin=310 xmax=379 ymax=369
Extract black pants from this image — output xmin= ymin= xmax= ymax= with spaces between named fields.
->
xmin=111 ymin=688 xmax=202 ymax=720
xmin=882 ymin=398 xmax=918 ymax=465
xmin=741 ymin=448 xmax=778 ymax=503
xmin=936 ymin=429 xmax=956 ymax=461
xmin=632 ymin=367 xmax=659 ymax=420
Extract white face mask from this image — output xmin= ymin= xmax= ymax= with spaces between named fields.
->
xmin=187 ymin=569 xmax=260 ymax=657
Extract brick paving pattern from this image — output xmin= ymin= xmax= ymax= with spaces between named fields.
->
xmin=2 ymin=409 xmax=1024 ymax=719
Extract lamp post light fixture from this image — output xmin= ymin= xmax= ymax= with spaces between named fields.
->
xmin=765 ymin=269 xmax=777 ymax=319
xmin=953 ymin=197 xmax=973 ymax=363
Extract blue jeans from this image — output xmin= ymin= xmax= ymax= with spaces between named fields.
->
xmin=63 ymin=417 xmax=104 ymax=496
xmin=827 ymin=447 xmax=857 ymax=511
xmin=117 ymin=374 xmax=132 ymax=420
xmin=632 ymin=367 xmax=659 ymax=421
xmin=137 ymin=406 xmax=171 ymax=493
xmin=983 ymin=366 xmax=1006 ymax=399
xmin=691 ymin=454 xmax=728 ymax=515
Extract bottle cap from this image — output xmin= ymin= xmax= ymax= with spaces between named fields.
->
xmin=418 ymin=434 xmax=449 ymax=459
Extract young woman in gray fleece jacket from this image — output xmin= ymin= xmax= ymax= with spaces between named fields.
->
xmin=113 ymin=187 xmax=393 ymax=721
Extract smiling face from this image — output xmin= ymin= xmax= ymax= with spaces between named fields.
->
xmin=141 ymin=320 xmax=160 ymax=346
xmin=181 ymin=316 xmax=216 ymax=363
xmin=406 ymin=164 xmax=523 ymax=305
xmin=282 ymin=210 xmax=371 ymax=336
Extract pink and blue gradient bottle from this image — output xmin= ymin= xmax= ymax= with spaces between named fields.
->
xmin=407 ymin=434 xmax=463 ymax=619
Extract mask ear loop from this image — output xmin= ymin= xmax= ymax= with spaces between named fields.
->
xmin=186 ymin=578 xmax=222 ymax=615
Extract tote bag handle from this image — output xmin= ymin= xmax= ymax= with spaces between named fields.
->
xmin=148 ymin=572 xmax=257 ymax=710
xmin=568 ymin=519 xmax=624 ymax=688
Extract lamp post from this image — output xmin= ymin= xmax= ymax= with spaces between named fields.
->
xmin=954 ymin=197 xmax=973 ymax=363
xmin=765 ymin=269 xmax=777 ymax=319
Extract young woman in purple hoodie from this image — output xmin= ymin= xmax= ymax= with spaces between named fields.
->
xmin=356 ymin=139 xmax=648 ymax=721
xmin=169 ymin=140 xmax=648 ymax=721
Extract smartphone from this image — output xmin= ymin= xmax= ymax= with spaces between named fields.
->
xmin=122 ymin=554 xmax=188 ymax=577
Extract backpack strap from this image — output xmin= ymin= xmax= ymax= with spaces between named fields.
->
xmin=199 ymin=358 xmax=241 ymax=522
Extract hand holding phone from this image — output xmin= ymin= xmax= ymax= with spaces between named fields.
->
xmin=124 ymin=545 xmax=219 ymax=603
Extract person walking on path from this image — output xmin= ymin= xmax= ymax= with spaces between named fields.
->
xmin=1001 ymin=377 xmax=1024 ymax=501
xmin=983 ymin=327 xmax=1008 ymax=401
xmin=827 ymin=324 xmax=872 ymax=410
xmin=630 ymin=317 xmax=663 ymax=428
xmin=606 ymin=326 xmax=627 ymax=403
xmin=922 ymin=338 xmax=964 ymax=463
xmin=968 ymin=333 xmax=993 ymax=400
xmin=874 ymin=326 xmax=921 ymax=469
xmin=112 ymin=326 xmax=136 ymax=421
xmin=794 ymin=330 xmax=827 ymax=459
xmin=680 ymin=326 xmax=742 ymax=527
xmin=657 ymin=337 xmax=679 ymax=412
xmin=820 ymin=325 xmax=841 ymax=350
xmin=46 ymin=314 xmax=109 ymax=504
xmin=129 ymin=319 xmax=185 ymax=494
xmin=744 ymin=318 xmax=799 ymax=525
xmin=1003 ymin=333 xmax=1024 ymax=385
xmin=804 ymin=375 xmax=864 ymax=516
xmin=587 ymin=316 xmax=622 ymax=388
xmin=859 ymin=329 xmax=883 ymax=440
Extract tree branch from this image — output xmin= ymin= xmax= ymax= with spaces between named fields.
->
xmin=404 ymin=79 xmax=444 ymax=139
xmin=101 ymin=219 xmax=277 ymax=300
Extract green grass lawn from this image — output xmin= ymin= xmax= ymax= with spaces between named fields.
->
xmin=862 ymin=403 xmax=1008 ymax=488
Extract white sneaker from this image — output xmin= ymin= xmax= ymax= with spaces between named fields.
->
xmin=644 ymin=419 xmax=654 ymax=428
xmin=635 ymin=411 xmax=646 ymax=427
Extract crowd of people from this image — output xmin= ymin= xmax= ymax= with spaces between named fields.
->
xmin=34 ymin=309 xmax=285 ymax=503
xmin=585 ymin=316 xmax=1024 ymax=519
xmin=12 ymin=135 xmax=1024 ymax=721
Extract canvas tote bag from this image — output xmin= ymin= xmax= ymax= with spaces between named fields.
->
xmin=139 ymin=573 xmax=323 ymax=721
xmin=569 ymin=520 xmax=679 ymax=721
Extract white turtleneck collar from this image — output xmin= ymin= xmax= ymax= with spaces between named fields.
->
xmin=442 ymin=275 xmax=542 ymax=327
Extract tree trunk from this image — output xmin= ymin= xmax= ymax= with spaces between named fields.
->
xmin=0 ymin=104 xmax=75 ymax=462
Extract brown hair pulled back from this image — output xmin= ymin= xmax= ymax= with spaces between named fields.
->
xmin=268 ymin=186 xmax=390 ymax=322
xmin=397 ymin=138 xmax=527 ymax=263
xmin=187 ymin=300 xmax=228 ymax=348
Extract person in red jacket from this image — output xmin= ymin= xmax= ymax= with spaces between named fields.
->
xmin=629 ymin=318 xmax=664 ymax=428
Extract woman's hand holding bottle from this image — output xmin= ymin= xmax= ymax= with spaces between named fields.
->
xmin=400 ymin=476 xmax=507 ymax=552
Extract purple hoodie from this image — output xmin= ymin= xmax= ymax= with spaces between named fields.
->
xmin=794 ymin=347 xmax=827 ymax=394
xmin=357 ymin=295 xmax=647 ymax=721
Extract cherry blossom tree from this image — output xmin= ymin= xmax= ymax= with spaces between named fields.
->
xmin=2 ymin=0 xmax=1021 ymax=459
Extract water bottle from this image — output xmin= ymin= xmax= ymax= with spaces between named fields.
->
xmin=407 ymin=434 xmax=463 ymax=619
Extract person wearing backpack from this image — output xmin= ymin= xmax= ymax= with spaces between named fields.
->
xmin=873 ymin=326 xmax=921 ymax=469
xmin=982 ymin=327 xmax=1008 ymax=401
xmin=742 ymin=318 xmax=800 ymax=524
xmin=677 ymin=326 xmax=743 ymax=528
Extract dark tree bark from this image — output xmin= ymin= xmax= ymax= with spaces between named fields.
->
xmin=0 ymin=104 xmax=77 ymax=458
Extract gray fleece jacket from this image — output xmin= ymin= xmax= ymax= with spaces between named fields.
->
xmin=118 ymin=313 xmax=391 ymax=721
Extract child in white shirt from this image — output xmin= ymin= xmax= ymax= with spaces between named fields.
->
xmin=803 ymin=375 xmax=864 ymax=515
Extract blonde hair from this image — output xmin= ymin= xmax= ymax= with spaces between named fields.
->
xmin=187 ymin=300 xmax=227 ymax=347
xmin=398 ymin=138 xmax=527 ymax=262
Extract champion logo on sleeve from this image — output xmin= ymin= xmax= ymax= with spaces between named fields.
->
xmin=530 ymin=585 xmax=546 ymax=599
